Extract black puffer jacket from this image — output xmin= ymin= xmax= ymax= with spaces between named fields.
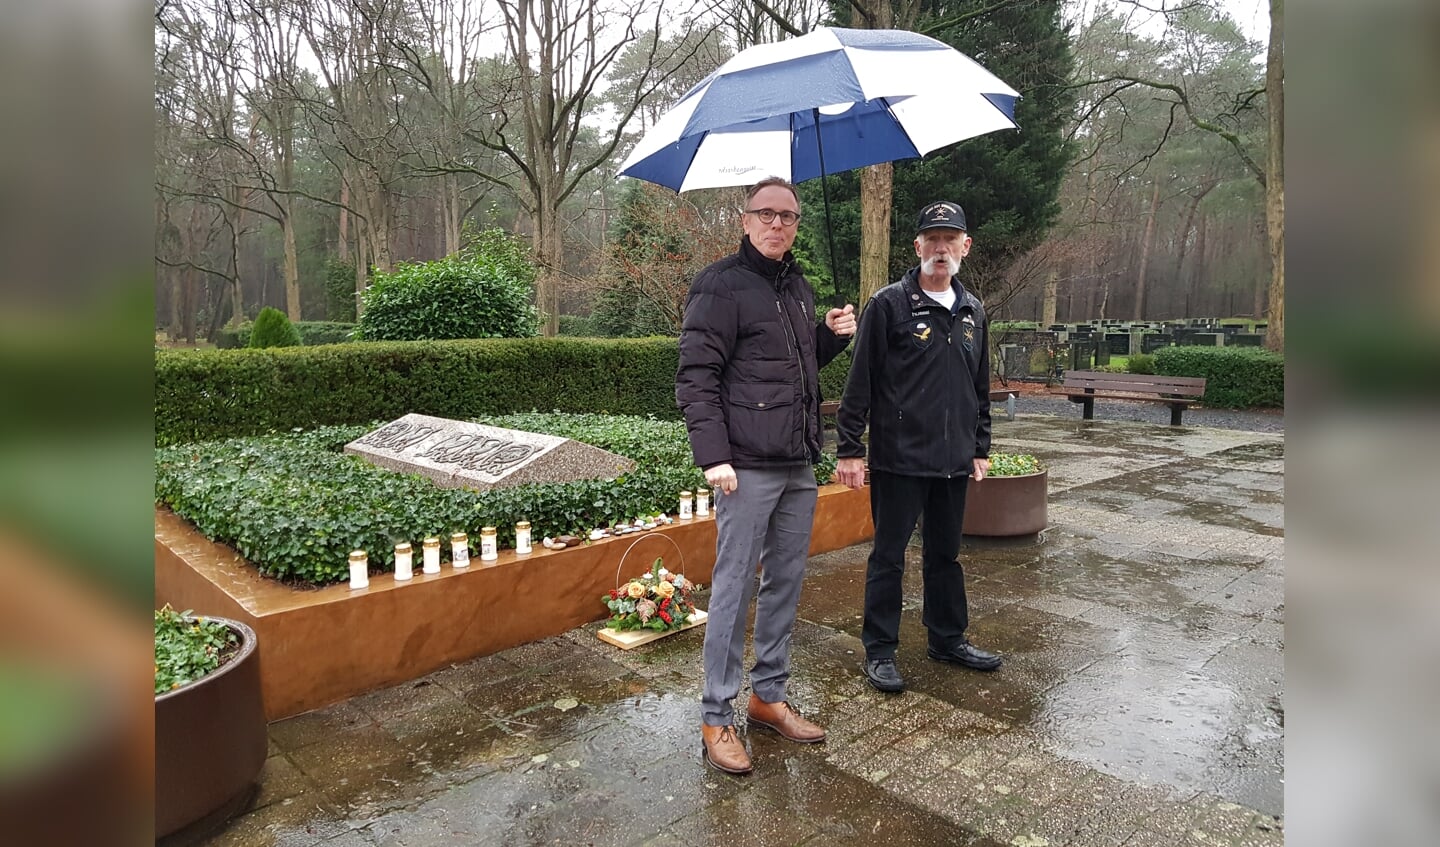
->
xmin=836 ymin=267 xmax=992 ymax=477
xmin=676 ymin=236 xmax=850 ymax=470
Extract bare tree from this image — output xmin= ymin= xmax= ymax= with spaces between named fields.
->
xmin=433 ymin=0 xmax=718 ymax=335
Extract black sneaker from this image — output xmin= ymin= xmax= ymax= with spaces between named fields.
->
xmin=926 ymin=640 xmax=1002 ymax=671
xmin=864 ymin=657 xmax=906 ymax=693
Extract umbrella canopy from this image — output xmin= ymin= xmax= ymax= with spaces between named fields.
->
xmin=618 ymin=27 xmax=1019 ymax=193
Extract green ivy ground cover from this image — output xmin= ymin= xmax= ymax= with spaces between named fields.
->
xmin=156 ymin=413 xmax=836 ymax=586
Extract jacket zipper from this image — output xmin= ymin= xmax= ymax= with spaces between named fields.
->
xmin=775 ymin=276 xmax=810 ymax=458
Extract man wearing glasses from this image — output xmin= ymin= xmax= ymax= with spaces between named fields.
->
xmin=677 ymin=176 xmax=856 ymax=774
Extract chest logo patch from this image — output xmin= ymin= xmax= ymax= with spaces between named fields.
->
xmin=913 ymin=325 xmax=932 ymax=342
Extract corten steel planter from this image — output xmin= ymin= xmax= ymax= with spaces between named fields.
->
xmin=155 ymin=617 xmax=266 ymax=839
xmin=962 ymin=469 xmax=1048 ymax=537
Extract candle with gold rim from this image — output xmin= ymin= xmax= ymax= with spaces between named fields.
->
xmin=394 ymin=542 xmax=414 ymax=581
xmin=450 ymin=532 xmax=470 ymax=569
xmin=348 ymin=550 xmax=369 ymax=590
xmin=422 ymin=537 xmax=441 ymax=574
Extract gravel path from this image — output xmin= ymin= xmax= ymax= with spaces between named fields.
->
xmin=1012 ymin=394 xmax=1284 ymax=433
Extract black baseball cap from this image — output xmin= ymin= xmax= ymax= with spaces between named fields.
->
xmin=916 ymin=201 xmax=967 ymax=234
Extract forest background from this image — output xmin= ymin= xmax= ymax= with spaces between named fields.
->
xmin=154 ymin=0 xmax=1282 ymax=349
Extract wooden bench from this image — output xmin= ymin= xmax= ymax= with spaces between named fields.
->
xmin=1051 ymin=371 xmax=1206 ymax=426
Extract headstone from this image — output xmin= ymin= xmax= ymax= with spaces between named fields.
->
xmin=999 ymin=344 xmax=1028 ymax=379
xmin=1142 ymin=334 xmax=1174 ymax=354
xmin=1106 ymin=333 xmax=1130 ymax=355
xmin=345 ymin=413 xmax=636 ymax=492
xmin=1180 ymin=333 xmax=1221 ymax=347
xmin=1231 ymin=333 xmax=1265 ymax=347
xmin=1094 ymin=341 xmax=1111 ymax=366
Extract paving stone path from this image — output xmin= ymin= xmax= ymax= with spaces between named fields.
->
xmin=166 ymin=416 xmax=1284 ymax=847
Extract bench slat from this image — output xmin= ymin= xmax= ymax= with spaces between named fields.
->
xmin=1053 ymin=390 xmax=1197 ymax=406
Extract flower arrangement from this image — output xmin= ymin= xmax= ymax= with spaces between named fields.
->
xmin=602 ymin=557 xmax=700 ymax=632
xmin=985 ymin=452 xmax=1043 ymax=477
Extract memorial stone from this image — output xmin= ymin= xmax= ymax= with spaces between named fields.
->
xmin=1231 ymin=333 xmax=1265 ymax=347
xmin=345 ymin=413 xmax=636 ymax=492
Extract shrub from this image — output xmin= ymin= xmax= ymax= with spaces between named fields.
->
xmin=154 ymin=606 xmax=238 ymax=694
xmin=214 ymin=324 xmax=249 ymax=349
xmin=248 ymin=307 xmax=301 ymax=348
xmin=357 ymin=231 xmax=539 ymax=341
xmin=324 ymin=259 xmax=357 ymax=322
xmin=155 ymin=336 xmax=860 ymax=446
xmin=1154 ymin=346 xmax=1284 ymax=408
xmin=1127 ymin=353 xmax=1156 ymax=374
xmin=557 ymin=314 xmax=599 ymax=337
xmin=154 ymin=415 xmax=841 ymax=585
xmin=295 ymin=321 xmax=357 ymax=346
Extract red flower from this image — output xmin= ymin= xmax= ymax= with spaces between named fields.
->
xmin=658 ymin=610 xmax=672 ymax=624
xmin=660 ymin=597 xmax=671 ymax=611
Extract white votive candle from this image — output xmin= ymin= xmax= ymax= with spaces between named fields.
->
xmin=450 ymin=532 xmax=470 ymax=569
xmin=515 ymin=521 xmax=532 ymax=555
xmin=394 ymin=542 xmax=413 ymax=581
xmin=422 ymin=537 xmax=441 ymax=574
xmin=480 ymin=526 xmax=498 ymax=562
xmin=696 ymin=489 xmax=710 ymax=517
xmin=679 ymin=490 xmax=693 ymax=519
xmin=348 ymin=550 xmax=369 ymax=590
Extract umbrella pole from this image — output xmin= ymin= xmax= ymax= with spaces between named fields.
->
xmin=813 ymin=108 xmax=844 ymax=307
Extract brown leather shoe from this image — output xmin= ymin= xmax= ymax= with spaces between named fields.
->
xmin=746 ymin=697 xmax=826 ymax=744
xmin=701 ymin=724 xmax=753 ymax=774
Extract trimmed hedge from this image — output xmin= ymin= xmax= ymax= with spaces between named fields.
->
xmin=1154 ymin=346 xmax=1284 ymax=408
xmin=157 ymin=337 xmax=858 ymax=446
xmin=155 ymin=415 xmax=838 ymax=584
xmin=216 ymin=321 xmax=357 ymax=349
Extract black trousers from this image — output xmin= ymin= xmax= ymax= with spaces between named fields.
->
xmin=861 ymin=470 xmax=971 ymax=660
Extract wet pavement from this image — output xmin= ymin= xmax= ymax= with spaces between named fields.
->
xmin=166 ymin=415 xmax=1284 ymax=847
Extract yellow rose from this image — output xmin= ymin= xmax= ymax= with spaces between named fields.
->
xmin=626 ymin=582 xmax=646 ymax=599
xmin=654 ymin=580 xmax=676 ymax=599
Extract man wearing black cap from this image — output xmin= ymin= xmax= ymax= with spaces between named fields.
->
xmin=834 ymin=200 xmax=1002 ymax=693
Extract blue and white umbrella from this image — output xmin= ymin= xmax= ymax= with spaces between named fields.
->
xmin=618 ymin=27 xmax=1020 ymax=193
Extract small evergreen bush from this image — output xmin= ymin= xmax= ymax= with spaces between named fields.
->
xmin=248 ymin=307 xmax=301 ymax=348
xmin=1127 ymin=353 xmax=1157 ymax=374
xmin=357 ymin=228 xmax=539 ymax=341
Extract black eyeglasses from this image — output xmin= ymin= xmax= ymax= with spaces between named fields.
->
xmin=745 ymin=208 xmax=801 ymax=227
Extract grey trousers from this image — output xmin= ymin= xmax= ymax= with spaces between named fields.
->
xmin=701 ymin=464 xmax=818 ymax=727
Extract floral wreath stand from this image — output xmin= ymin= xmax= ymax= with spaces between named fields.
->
xmin=597 ymin=534 xmax=709 ymax=650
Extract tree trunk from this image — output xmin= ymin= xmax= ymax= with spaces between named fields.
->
xmin=1172 ymin=182 xmax=1213 ymax=318
xmin=354 ymin=221 xmax=369 ymax=320
xmin=858 ymin=162 xmax=893 ymax=308
xmin=1188 ymin=214 xmax=1208 ymax=318
xmin=1264 ymin=0 xmax=1285 ymax=350
xmin=338 ymin=174 xmax=350 ymax=256
xmin=534 ymin=202 xmax=563 ymax=337
xmin=1041 ymin=268 xmax=1058 ymax=328
xmin=282 ymin=211 xmax=301 ymax=320
xmin=445 ymin=173 xmax=462 ymax=256
xmin=1133 ymin=180 xmax=1162 ymax=320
